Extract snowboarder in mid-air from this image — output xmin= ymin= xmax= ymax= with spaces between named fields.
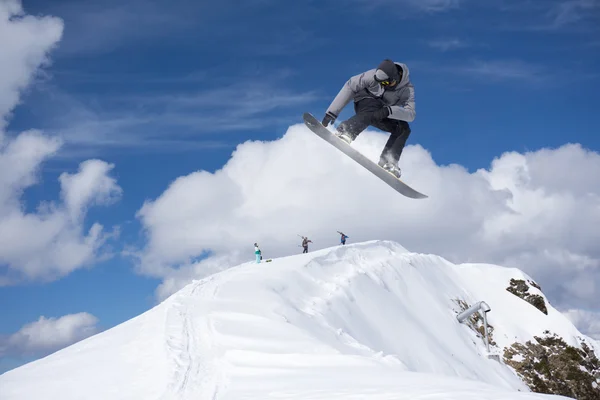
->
xmin=321 ymin=59 xmax=416 ymax=179
xmin=337 ymin=231 xmax=349 ymax=245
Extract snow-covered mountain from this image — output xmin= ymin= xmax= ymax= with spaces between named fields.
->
xmin=1 ymin=240 xmax=598 ymax=400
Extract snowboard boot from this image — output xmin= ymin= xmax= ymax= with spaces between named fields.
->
xmin=334 ymin=128 xmax=353 ymax=145
xmin=378 ymin=159 xmax=402 ymax=179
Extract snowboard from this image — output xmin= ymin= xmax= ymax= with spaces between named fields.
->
xmin=303 ymin=112 xmax=428 ymax=199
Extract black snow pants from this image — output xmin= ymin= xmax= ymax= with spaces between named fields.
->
xmin=337 ymin=97 xmax=411 ymax=165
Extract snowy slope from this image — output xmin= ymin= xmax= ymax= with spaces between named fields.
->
xmin=1 ymin=240 xmax=592 ymax=400
xmin=454 ymin=262 xmax=595 ymax=352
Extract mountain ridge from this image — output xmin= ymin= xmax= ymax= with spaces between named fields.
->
xmin=1 ymin=240 xmax=595 ymax=399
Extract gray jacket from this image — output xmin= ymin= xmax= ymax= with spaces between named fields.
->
xmin=325 ymin=62 xmax=416 ymax=122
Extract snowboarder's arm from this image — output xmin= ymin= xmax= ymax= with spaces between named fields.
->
xmin=388 ymin=86 xmax=416 ymax=122
xmin=326 ymin=70 xmax=377 ymax=118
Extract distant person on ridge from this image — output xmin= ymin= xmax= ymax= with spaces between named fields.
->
xmin=301 ymin=236 xmax=312 ymax=253
xmin=321 ymin=59 xmax=416 ymax=179
xmin=337 ymin=231 xmax=349 ymax=245
xmin=254 ymin=243 xmax=262 ymax=263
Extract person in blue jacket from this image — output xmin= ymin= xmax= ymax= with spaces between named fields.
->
xmin=254 ymin=243 xmax=262 ymax=263
xmin=337 ymin=231 xmax=349 ymax=245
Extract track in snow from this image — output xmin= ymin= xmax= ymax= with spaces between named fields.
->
xmin=162 ymin=277 xmax=223 ymax=400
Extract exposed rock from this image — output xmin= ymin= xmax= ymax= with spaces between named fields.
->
xmin=504 ymin=331 xmax=600 ymax=399
xmin=506 ymin=278 xmax=548 ymax=315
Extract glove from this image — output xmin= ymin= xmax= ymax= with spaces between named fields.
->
xmin=372 ymin=106 xmax=391 ymax=122
xmin=322 ymin=111 xmax=337 ymax=127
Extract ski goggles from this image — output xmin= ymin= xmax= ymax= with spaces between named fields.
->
xmin=375 ymin=72 xmax=401 ymax=87
xmin=375 ymin=76 xmax=394 ymax=86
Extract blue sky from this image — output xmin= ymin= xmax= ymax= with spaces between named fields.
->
xmin=1 ymin=0 xmax=600 ymax=373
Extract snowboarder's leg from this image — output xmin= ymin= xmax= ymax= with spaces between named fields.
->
xmin=256 ymin=254 xmax=260 ymax=263
xmin=371 ymin=118 xmax=411 ymax=178
xmin=372 ymin=118 xmax=411 ymax=164
xmin=336 ymin=98 xmax=386 ymax=143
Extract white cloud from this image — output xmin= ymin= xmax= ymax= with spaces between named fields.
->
xmin=59 ymin=159 xmax=122 ymax=221
xmin=412 ymin=0 xmax=461 ymax=12
xmin=0 ymin=1 xmax=122 ymax=285
xmin=562 ymin=309 xmax=600 ymax=340
xmin=455 ymin=60 xmax=548 ymax=82
xmin=35 ymin=80 xmax=320 ymax=156
xmin=44 ymin=0 xmax=327 ymax=56
xmin=132 ymin=123 xmax=600 ymax=319
xmin=355 ymin=0 xmax=461 ymax=13
xmin=549 ymin=0 xmax=599 ymax=28
xmin=0 ymin=130 xmax=61 ymax=206
xmin=0 ymin=0 xmax=63 ymax=130
xmin=497 ymin=0 xmax=600 ymax=32
xmin=0 ymin=151 xmax=122 ymax=285
xmin=0 ymin=313 xmax=99 ymax=357
xmin=428 ymin=38 xmax=468 ymax=51
xmin=41 ymin=0 xmax=190 ymax=56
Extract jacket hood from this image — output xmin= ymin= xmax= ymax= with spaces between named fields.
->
xmin=394 ymin=62 xmax=410 ymax=87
